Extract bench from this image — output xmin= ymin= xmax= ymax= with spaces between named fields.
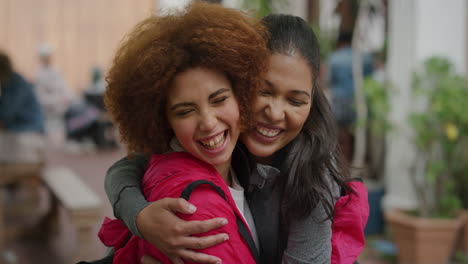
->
xmin=42 ymin=166 xmax=103 ymax=263
xmin=0 ymin=162 xmax=43 ymax=257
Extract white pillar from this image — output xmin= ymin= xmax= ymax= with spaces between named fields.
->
xmin=273 ymin=0 xmax=308 ymax=19
xmin=383 ymin=0 xmax=467 ymax=211
xmin=156 ymin=0 xmax=191 ymax=14
xmin=223 ymin=0 xmax=243 ymax=9
xmin=466 ymin=2 xmax=468 ymax=77
xmin=319 ymin=0 xmax=340 ymax=32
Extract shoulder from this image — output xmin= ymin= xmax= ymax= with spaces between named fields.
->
xmin=146 ymin=152 xmax=217 ymax=177
xmin=143 ymin=152 xmax=223 ymax=197
xmin=7 ymin=73 xmax=33 ymax=93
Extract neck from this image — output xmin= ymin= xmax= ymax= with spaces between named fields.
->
xmin=253 ymin=155 xmax=274 ymax=166
xmin=215 ymin=159 xmax=232 ymax=187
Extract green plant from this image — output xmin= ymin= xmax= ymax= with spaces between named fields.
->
xmin=409 ymin=56 xmax=468 ymax=218
xmin=363 ymin=77 xmax=391 ymax=135
xmin=310 ymin=24 xmax=336 ymax=61
xmin=242 ymin=0 xmax=274 ymax=18
xmin=453 ymin=251 xmax=468 ymax=264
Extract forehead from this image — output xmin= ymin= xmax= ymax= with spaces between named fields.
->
xmin=266 ymin=53 xmax=313 ymax=93
xmin=168 ymin=67 xmax=231 ymax=101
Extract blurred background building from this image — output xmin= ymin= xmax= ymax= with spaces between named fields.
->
xmin=0 ymin=0 xmax=467 ymax=263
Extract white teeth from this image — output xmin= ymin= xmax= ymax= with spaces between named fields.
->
xmin=200 ymin=133 xmax=225 ymax=149
xmin=257 ymin=126 xmax=280 ymax=137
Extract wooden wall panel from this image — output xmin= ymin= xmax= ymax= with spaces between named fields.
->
xmin=0 ymin=0 xmax=155 ymax=92
xmin=0 ymin=1 xmax=8 ymax=48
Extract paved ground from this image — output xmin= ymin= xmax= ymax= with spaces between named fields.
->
xmin=2 ymin=145 xmax=389 ymax=264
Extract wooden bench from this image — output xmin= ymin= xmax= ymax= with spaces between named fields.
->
xmin=0 ymin=162 xmax=43 ymax=258
xmin=42 ymin=166 xmax=103 ymax=263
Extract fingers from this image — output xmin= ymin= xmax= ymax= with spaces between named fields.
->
xmin=183 ymin=218 xmax=228 ymax=235
xmin=163 ymin=197 xmax=197 ymax=214
xmin=178 ymin=249 xmax=222 ymax=264
xmin=180 ymin=233 xmax=229 ymax=249
xmin=168 ymin=256 xmax=185 ymax=264
xmin=141 ymin=255 xmax=162 ymax=264
xmin=137 ymin=198 xmax=229 ymax=264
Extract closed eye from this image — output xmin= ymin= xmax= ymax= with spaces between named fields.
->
xmin=175 ymin=109 xmax=194 ymax=117
xmin=212 ymin=96 xmax=228 ymax=104
xmin=288 ymin=98 xmax=307 ymax=106
xmin=259 ymin=89 xmax=272 ymax=96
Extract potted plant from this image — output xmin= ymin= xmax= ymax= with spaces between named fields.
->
xmin=453 ymin=133 xmax=468 ymax=256
xmin=385 ymin=56 xmax=467 ymax=264
xmin=454 ymin=150 xmax=468 ymax=258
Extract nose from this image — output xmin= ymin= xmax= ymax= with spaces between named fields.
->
xmin=199 ymin=110 xmax=217 ymax=132
xmin=264 ymin=99 xmax=285 ymax=122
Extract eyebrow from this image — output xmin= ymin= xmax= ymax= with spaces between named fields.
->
xmin=264 ymin=80 xmax=311 ymax=98
xmin=169 ymin=88 xmax=231 ymax=111
xmin=291 ymin=90 xmax=311 ymax=98
xmin=170 ymin=102 xmax=196 ymax=111
xmin=208 ymin=88 xmax=231 ymax=100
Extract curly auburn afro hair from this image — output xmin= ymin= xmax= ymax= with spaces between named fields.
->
xmin=105 ymin=2 xmax=269 ymax=155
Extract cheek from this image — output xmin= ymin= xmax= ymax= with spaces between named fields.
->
xmin=170 ymin=119 xmax=196 ymax=143
xmin=222 ymin=100 xmax=241 ymax=127
xmin=288 ymin=107 xmax=311 ymax=134
xmin=252 ymin=96 xmax=267 ymax=114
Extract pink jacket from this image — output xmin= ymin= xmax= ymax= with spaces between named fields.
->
xmin=331 ymin=180 xmax=370 ymax=264
xmin=99 ymin=152 xmax=257 ymax=264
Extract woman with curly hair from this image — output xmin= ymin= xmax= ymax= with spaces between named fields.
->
xmin=95 ymin=2 xmax=269 ymax=263
xmin=104 ymin=7 xmax=369 ymax=264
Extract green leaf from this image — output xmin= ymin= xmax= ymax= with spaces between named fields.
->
xmin=426 ymin=161 xmax=445 ymax=185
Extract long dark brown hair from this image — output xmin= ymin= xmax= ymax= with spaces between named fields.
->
xmin=262 ymin=14 xmax=352 ymax=223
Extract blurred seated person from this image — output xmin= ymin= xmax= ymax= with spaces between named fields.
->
xmin=0 ymin=51 xmax=45 ymax=164
xmin=64 ymin=66 xmax=116 ymax=150
xmin=83 ymin=66 xmax=106 ymax=111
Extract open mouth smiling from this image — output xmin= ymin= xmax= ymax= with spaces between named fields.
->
xmin=198 ymin=131 xmax=227 ymax=150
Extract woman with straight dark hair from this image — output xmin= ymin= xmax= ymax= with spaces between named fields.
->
xmin=104 ymin=12 xmax=368 ymax=264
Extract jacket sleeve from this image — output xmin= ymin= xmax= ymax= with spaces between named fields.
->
xmin=282 ymin=201 xmax=332 ymax=264
xmin=331 ymin=181 xmax=369 ymax=264
xmin=104 ymin=155 xmax=149 ymax=237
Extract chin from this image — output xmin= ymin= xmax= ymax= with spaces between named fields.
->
xmin=249 ymin=147 xmax=276 ymax=159
xmin=208 ymin=156 xmax=231 ymax=166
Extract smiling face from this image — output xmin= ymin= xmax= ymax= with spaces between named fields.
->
xmin=166 ymin=67 xmax=240 ymax=176
xmin=241 ymin=53 xmax=313 ymax=163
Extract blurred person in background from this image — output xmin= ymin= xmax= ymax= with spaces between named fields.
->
xmin=327 ymin=31 xmax=374 ymax=162
xmin=0 ymin=50 xmax=45 ymax=164
xmin=84 ymin=66 xmax=106 ymax=110
xmin=64 ymin=66 xmax=117 ymax=151
xmin=83 ymin=66 xmax=118 ymax=149
xmin=35 ymin=43 xmax=73 ymax=147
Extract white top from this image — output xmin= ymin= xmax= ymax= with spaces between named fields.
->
xmin=229 ymin=169 xmax=259 ymax=250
